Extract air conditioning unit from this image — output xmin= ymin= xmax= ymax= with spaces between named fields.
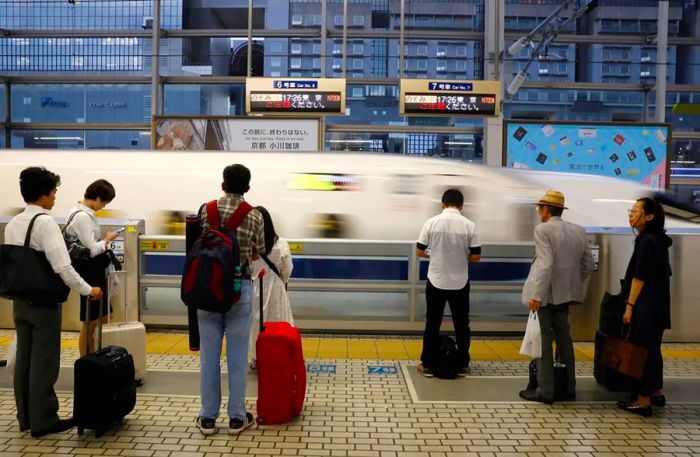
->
xmin=142 ymin=17 xmax=153 ymax=29
xmin=640 ymin=71 xmax=651 ymax=77
xmin=538 ymin=68 xmax=549 ymax=75
xmin=436 ymin=66 xmax=446 ymax=72
xmin=437 ymin=51 xmax=446 ymax=57
xmin=332 ymin=63 xmax=342 ymax=70
xmin=641 ymin=56 xmax=651 ymax=62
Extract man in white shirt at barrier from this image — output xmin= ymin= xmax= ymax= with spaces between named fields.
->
xmin=4 ymin=167 xmax=102 ymax=438
xmin=416 ymin=188 xmax=481 ymax=378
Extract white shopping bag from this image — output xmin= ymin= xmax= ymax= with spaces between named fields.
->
xmin=519 ymin=311 xmax=542 ymax=358
xmin=6 ymin=334 xmax=17 ymax=375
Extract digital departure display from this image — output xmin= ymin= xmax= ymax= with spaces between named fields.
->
xmin=249 ymin=91 xmax=343 ymax=114
xmin=403 ymin=92 xmax=497 ymax=116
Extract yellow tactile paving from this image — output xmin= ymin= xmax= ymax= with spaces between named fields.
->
xmin=317 ymin=339 xmax=347 ymax=358
xmin=348 ymin=340 xmax=378 ymax=359
xmin=403 ymin=340 xmax=423 ymax=360
xmin=485 ymin=341 xmax=530 ymax=360
xmin=145 ymin=334 xmax=187 ymax=353
xmin=301 ymin=338 xmax=320 ymax=358
xmin=3 ymin=331 xmax=700 ymax=362
xmin=376 ymin=340 xmax=409 ymax=359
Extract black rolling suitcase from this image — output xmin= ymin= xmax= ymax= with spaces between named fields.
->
xmin=527 ymin=358 xmax=568 ymax=400
xmin=73 ymin=299 xmax=136 ymax=437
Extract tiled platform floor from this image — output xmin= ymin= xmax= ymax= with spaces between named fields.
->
xmin=0 ymin=330 xmax=699 ymax=457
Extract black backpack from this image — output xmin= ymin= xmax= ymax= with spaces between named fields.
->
xmin=433 ymin=335 xmax=461 ymax=379
xmin=180 ymin=200 xmax=252 ymax=313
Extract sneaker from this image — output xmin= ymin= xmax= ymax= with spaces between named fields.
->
xmin=457 ymin=366 xmax=470 ymax=377
xmin=195 ymin=416 xmax=217 ymax=435
xmin=417 ymin=363 xmax=434 ymax=378
xmin=229 ymin=412 xmax=254 ymax=435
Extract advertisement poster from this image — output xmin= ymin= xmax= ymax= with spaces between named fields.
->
xmin=504 ymin=121 xmax=670 ymax=189
xmin=156 ymin=118 xmax=320 ymax=151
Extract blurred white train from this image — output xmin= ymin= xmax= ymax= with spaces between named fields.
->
xmin=0 ymin=150 xmax=696 ymax=240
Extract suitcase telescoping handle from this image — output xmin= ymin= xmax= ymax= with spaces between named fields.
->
xmin=85 ymin=296 xmax=105 ymax=355
xmin=258 ymin=268 xmax=266 ymax=333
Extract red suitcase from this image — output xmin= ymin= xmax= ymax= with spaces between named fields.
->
xmin=255 ymin=269 xmax=306 ymax=424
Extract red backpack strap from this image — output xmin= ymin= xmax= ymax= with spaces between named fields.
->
xmin=224 ymin=202 xmax=253 ymax=231
xmin=205 ymin=200 xmax=221 ymax=228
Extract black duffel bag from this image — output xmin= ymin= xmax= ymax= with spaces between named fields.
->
xmin=0 ymin=213 xmax=70 ymax=304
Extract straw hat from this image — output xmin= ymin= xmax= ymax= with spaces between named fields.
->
xmin=537 ymin=189 xmax=568 ymax=209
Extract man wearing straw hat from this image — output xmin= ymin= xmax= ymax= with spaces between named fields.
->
xmin=519 ymin=190 xmax=593 ymax=404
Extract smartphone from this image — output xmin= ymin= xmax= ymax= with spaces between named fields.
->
xmin=113 ymin=227 xmax=126 ymax=234
xmin=644 ymin=147 xmax=656 ymax=163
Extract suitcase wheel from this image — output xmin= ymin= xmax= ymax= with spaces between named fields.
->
xmin=77 ymin=427 xmax=84 ymax=436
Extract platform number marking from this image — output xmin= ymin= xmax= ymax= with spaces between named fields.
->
xmin=368 ymin=365 xmax=398 ymax=376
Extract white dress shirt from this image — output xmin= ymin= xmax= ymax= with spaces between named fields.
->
xmin=4 ymin=205 xmax=92 ymax=296
xmin=418 ymin=208 xmax=481 ymax=290
xmin=65 ymin=204 xmax=107 ymax=257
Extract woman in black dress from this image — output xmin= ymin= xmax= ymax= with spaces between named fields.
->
xmin=617 ymin=197 xmax=672 ymax=417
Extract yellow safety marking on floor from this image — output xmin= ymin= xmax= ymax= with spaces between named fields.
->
xmin=164 ymin=336 xmax=194 ymax=355
xmin=662 ymin=349 xmax=700 ymax=359
xmin=486 ymin=341 xmax=530 ymax=361
xmin=317 ymin=339 xmax=347 ymax=359
xmin=302 ymin=338 xmax=320 ymax=359
xmin=403 ymin=340 xmax=423 ymax=360
xmin=469 ymin=341 xmax=500 ymax=361
xmin=348 ymin=340 xmax=378 ymax=359
xmin=575 ymin=348 xmax=595 ymax=361
xmin=62 ymin=339 xmax=79 ymax=349
xmin=376 ymin=340 xmax=409 ymax=359
xmin=146 ymin=334 xmax=187 ymax=353
xmin=0 ymin=336 xmax=12 ymax=345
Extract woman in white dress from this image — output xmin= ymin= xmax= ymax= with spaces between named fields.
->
xmin=65 ymin=179 xmax=120 ymax=356
xmin=249 ymin=206 xmax=294 ymax=366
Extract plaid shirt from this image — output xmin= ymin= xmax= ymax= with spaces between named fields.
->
xmin=200 ymin=193 xmax=265 ymax=277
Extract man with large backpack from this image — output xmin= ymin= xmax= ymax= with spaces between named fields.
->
xmin=183 ymin=164 xmax=265 ymax=435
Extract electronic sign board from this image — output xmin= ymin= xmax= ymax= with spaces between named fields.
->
xmin=399 ymin=80 xmax=500 ymax=117
xmin=246 ymin=78 xmax=346 ymax=115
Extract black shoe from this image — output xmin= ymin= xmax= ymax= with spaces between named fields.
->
xmin=30 ymin=418 xmax=74 ymax=438
xmin=229 ymin=412 xmax=254 ymax=435
xmin=651 ymin=395 xmax=666 ymax=407
xmin=195 ymin=416 xmax=217 ymax=435
xmin=19 ymin=425 xmax=29 ymax=432
xmin=519 ymin=389 xmax=553 ymax=405
xmin=617 ymin=400 xmax=652 ymax=417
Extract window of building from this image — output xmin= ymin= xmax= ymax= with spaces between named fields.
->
xmin=620 ymin=64 xmax=629 ymax=75
xmin=291 ymin=42 xmax=302 ymax=54
xmin=353 ymin=59 xmax=363 ymax=69
xmin=437 ymin=45 xmax=447 ymax=57
xmin=417 ymin=60 xmax=427 ymax=71
xmin=333 ymin=58 xmax=342 ymax=70
xmin=313 ymin=43 xmax=321 ymax=54
xmin=602 ymin=64 xmax=610 ymax=74
xmin=271 ymin=42 xmax=283 ymax=53
xmin=352 ymin=87 xmax=364 ymax=98
xmin=290 ymin=58 xmax=302 ymax=69
xmin=290 ymin=72 xmax=301 ymax=77
xmin=602 ymin=48 xmax=611 ymax=60
xmin=313 ymin=58 xmax=321 ymax=69
xmin=353 ymin=43 xmax=363 ymax=55
xmin=456 ymin=46 xmax=467 ymax=57
xmin=312 ymin=15 xmax=322 ymax=26
xmin=437 ymin=60 xmax=447 ymax=71
xmin=641 ymin=49 xmax=651 ymax=62
xmin=74 ymin=56 xmax=84 ymax=67
xmin=271 ymin=57 xmax=282 ymax=67
xmin=417 ymin=45 xmax=428 ymax=56
xmin=353 ymin=15 xmax=364 ymax=26
xmin=270 ymin=71 xmax=281 ymax=77
xmin=456 ymin=60 xmax=466 ymax=71
xmin=334 ymin=15 xmax=343 ymax=26
xmin=291 ymin=15 xmax=303 ymax=26
xmin=333 ymin=43 xmax=343 ymax=55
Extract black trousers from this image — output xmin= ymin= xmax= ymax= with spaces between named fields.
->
xmin=420 ymin=280 xmax=471 ymax=368
xmin=632 ymin=327 xmax=664 ymax=397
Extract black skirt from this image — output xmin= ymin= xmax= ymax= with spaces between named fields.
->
xmin=77 ymin=253 xmax=111 ymax=322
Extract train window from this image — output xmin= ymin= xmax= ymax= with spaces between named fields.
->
xmin=389 ymin=174 xmax=422 ymax=195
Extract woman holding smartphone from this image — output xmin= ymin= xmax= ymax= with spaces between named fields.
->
xmin=65 ymin=179 xmax=121 ymax=356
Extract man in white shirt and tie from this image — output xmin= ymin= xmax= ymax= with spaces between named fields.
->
xmin=4 ymin=167 xmax=102 ymax=438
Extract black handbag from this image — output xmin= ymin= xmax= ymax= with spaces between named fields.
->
xmin=0 ymin=213 xmax=70 ymax=304
xmin=63 ymin=210 xmax=92 ymax=269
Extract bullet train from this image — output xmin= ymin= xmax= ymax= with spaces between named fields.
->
xmin=0 ymin=149 xmax=696 ymax=240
